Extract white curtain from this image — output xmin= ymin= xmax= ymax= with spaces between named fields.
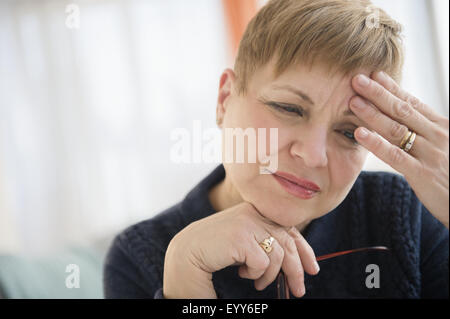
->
xmin=0 ymin=0 xmax=227 ymax=254
xmin=0 ymin=0 xmax=448 ymax=255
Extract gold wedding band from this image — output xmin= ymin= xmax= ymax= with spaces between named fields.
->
xmin=400 ymin=130 xmax=416 ymax=153
xmin=399 ymin=130 xmax=412 ymax=149
xmin=259 ymin=236 xmax=275 ymax=254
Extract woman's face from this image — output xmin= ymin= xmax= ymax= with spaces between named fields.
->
xmin=217 ymin=59 xmax=370 ymax=228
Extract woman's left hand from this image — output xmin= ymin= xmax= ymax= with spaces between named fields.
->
xmin=349 ymin=71 xmax=449 ymax=229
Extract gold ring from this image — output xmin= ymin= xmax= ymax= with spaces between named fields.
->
xmin=259 ymin=236 xmax=275 ymax=254
xmin=400 ymin=130 xmax=417 ymax=153
xmin=400 ymin=130 xmax=412 ymax=149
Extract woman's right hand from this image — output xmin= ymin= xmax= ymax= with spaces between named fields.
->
xmin=163 ymin=202 xmax=320 ymax=298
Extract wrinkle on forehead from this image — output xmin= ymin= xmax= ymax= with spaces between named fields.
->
xmin=252 ymin=60 xmax=372 ymax=117
xmin=320 ymin=72 xmax=358 ymax=116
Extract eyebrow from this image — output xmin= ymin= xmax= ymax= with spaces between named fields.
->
xmin=271 ymin=84 xmax=315 ymax=106
xmin=270 ymin=84 xmax=359 ymax=119
xmin=342 ymin=108 xmax=366 ymax=127
xmin=342 ymin=109 xmax=356 ymax=117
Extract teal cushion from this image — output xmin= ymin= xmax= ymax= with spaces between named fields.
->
xmin=0 ymin=246 xmax=104 ymax=299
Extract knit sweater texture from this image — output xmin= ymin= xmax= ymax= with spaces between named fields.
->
xmin=103 ymin=164 xmax=449 ymax=298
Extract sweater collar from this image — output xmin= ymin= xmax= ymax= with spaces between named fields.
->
xmin=179 ymin=164 xmax=225 ymax=223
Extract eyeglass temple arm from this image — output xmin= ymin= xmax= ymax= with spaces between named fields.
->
xmin=315 ymin=246 xmax=389 ymax=262
xmin=277 ymin=246 xmax=389 ymax=299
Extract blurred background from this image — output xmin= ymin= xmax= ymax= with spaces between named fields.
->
xmin=0 ymin=0 xmax=448 ymax=298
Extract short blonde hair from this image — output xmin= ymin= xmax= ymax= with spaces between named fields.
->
xmin=234 ymin=0 xmax=404 ymax=95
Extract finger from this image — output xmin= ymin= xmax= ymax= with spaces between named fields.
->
xmin=253 ymin=236 xmax=285 ymax=291
xmin=352 ymin=74 xmax=434 ymax=140
xmin=354 ymin=127 xmax=421 ymax=177
xmin=263 ymin=228 xmax=306 ymax=297
xmin=288 ymin=227 xmax=320 ymax=276
xmin=237 ymin=234 xmax=270 ymax=280
xmin=371 ymin=71 xmax=443 ymax=123
xmin=350 ymin=96 xmax=428 ymax=158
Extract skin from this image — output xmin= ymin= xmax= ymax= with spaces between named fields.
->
xmin=349 ymin=71 xmax=449 ymax=228
xmin=163 ymin=59 xmax=449 ymax=299
xmin=212 ymin=59 xmax=371 ymax=231
xmin=164 ymin=60 xmax=371 ymax=299
xmin=213 ymin=60 xmax=449 ymax=230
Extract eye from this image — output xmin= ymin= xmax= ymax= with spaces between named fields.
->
xmin=265 ymin=102 xmax=304 ymax=117
xmin=340 ymin=129 xmax=359 ymax=145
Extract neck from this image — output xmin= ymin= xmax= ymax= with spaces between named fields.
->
xmin=208 ymin=174 xmax=243 ymax=213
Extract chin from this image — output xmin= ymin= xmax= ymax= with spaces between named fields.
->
xmin=250 ymin=196 xmax=313 ymax=227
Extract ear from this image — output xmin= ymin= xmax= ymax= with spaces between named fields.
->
xmin=216 ymin=68 xmax=236 ymax=128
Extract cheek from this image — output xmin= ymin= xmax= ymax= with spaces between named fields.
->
xmin=223 ymin=100 xmax=280 ymax=164
xmin=225 ymin=98 xmax=266 ymax=127
xmin=221 ymin=101 xmax=274 ymax=193
xmin=244 ymin=102 xmax=277 ymax=131
xmin=329 ymin=148 xmax=367 ymax=194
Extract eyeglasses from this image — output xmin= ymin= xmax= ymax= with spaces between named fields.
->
xmin=276 ymin=246 xmax=389 ymax=299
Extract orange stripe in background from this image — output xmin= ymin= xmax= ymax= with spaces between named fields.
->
xmin=221 ymin=0 xmax=259 ymax=61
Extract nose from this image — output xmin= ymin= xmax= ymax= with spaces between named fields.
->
xmin=290 ymin=126 xmax=328 ymax=168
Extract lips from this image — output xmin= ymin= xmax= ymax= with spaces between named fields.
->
xmin=272 ymin=171 xmax=321 ymax=199
xmin=275 ymin=171 xmax=321 ymax=191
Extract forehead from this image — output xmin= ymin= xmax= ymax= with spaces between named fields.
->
xmin=248 ymin=59 xmax=371 ymax=110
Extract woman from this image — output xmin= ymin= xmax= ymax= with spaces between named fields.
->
xmin=103 ymin=0 xmax=449 ymax=298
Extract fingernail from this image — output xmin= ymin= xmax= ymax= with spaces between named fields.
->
xmin=378 ymin=71 xmax=388 ymax=81
xmin=299 ymin=286 xmax=305 ymax=296
xmin=314 ymin=261 xmax=320 ymax=273
xmin=358 ymin=127 xmax=370 ymax=138
xmin=357 ymin=74 xmax=370 ymax=87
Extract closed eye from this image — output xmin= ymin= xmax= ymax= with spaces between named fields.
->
xmin=340 ymin=129 xmax=359 ymax=145
xmin=265 ymin=102 xmax=304 ymax=117
xmin=262 ymin=98 xmax=359 ymax=146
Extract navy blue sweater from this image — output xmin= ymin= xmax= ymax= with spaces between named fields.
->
xmin=103 ymin=164 xmax=449 ymax=298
